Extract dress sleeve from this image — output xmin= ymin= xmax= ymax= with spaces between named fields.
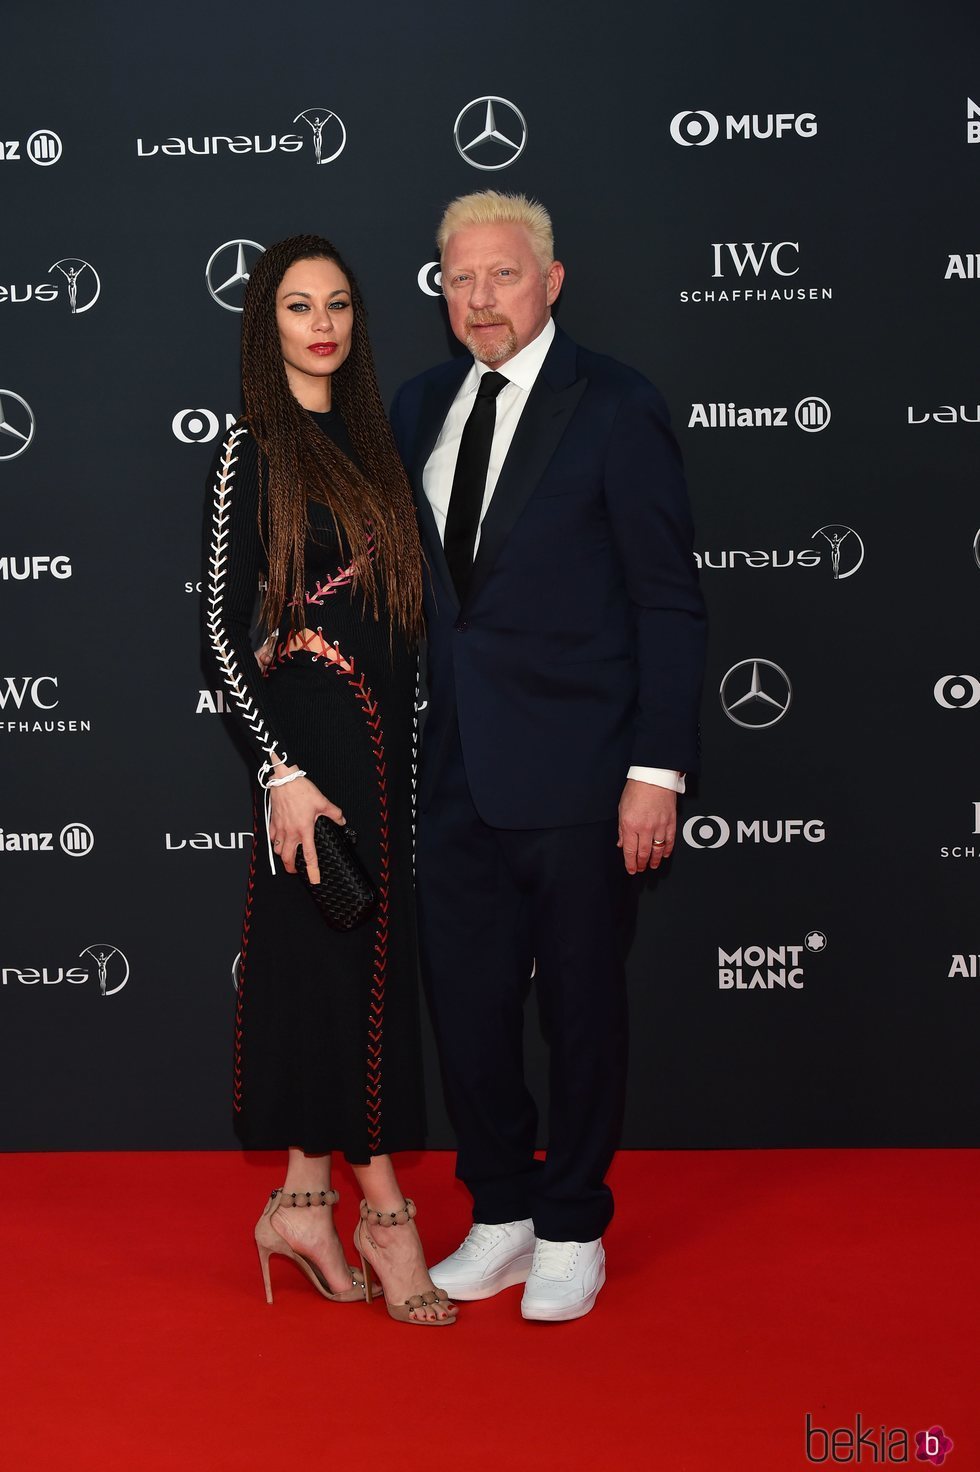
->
xmin=202 ymin=424 xmax=294 ymax=773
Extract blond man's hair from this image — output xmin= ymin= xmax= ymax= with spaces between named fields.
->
xmin=437 ymin=191 xmax=555 ymax=273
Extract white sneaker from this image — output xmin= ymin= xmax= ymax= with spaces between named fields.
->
xmin=520 ymin=1238 xmax=606 ymax=1322
xmin=429 ymin=1220 xmax=536 ymax=1300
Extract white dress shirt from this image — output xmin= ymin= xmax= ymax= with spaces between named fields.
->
xmin=422 ymin=317 xmax=684 ymax=795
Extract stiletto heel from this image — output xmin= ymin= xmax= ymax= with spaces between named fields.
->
xmin=258 ymin=1240 xmax=275 ymax=1304
xmin=353 ymin=1198 xmax=458 ymax=1326
xmin=254 ymin=1188 xmax=367 ymax=1304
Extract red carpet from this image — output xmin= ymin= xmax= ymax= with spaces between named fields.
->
xmin=2 ymin=1149 xmax=976 ymax=1471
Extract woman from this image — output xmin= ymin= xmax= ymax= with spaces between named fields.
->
xmin=203 ymin=234 xmax=455 ymax=1326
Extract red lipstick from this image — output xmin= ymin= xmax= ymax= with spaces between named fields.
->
xmin=308 ymin=343 xmax=337 ymax=356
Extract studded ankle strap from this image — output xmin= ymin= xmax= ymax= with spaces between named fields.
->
xmin=359 ymin=1197 xmax=416 ymax=1227
xmin=271 ymin=1188 xmax=340 ymax=1208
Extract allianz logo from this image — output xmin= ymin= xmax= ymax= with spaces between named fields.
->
xmin=0 ymin=822 xmax=93 ymax=855
xmin=688 ymin=396 xmax=829 ymax=431
xmin=197 ymin=690 xmax=229 ymax=714
xmin=946 ymin=254 xmax=980 ymax=279
xmin=907 ymin=403 xmax=980 ymax=424
xmin=165 ymin=831 xmax=253 ymax=851
xmin=684 ymin=816 xmax=825 ymax=847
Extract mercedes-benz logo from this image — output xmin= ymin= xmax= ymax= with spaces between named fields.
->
xmin=0 ymin=390 xmax=36 ymax=461
xmin=206 ymin=240 xmax=266 ymax=312
xmin=454 ymin=97 xmax=527 ymax=170
xmin=720 ymin=659 xmax=792 ymax=729
xmin=293 ymin=108 xmax=347 ymax=165
xmin=48 ymin=257 xmax=101 ymax=315
xmin=79 ymin=943 xmax=130 ymax=998
xmin=811 ymin=524 xmax=864 ymax=581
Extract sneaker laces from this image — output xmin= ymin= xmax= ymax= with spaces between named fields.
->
xmin=453 ymin=1222 xmax=506 ymax=1260
xmin=532 ymin=1239 xmax=579 ymax=1279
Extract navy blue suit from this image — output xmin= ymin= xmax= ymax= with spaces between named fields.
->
xmin=392 ymin=326 xmax=705 ymax=1240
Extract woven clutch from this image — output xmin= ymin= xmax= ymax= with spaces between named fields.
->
xmin=295 ymin=816 xmax=377 ymax=931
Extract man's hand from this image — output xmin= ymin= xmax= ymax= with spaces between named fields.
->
xmin=617 ymin=779 xmax=677 ymax=874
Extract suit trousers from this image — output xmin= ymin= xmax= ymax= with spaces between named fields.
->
xmin=416 ymin=723 xmax=638 ymax=1242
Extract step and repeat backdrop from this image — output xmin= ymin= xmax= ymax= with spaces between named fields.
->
xmin=2 ymin=1 xmax=978 ymax=1149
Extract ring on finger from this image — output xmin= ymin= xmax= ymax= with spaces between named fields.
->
xmin=652 ymin=838 xmax=667 ymax=847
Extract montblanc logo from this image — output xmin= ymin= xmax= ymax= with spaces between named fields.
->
xmin=688 ymin=396 xmax=830 ymax=431
xmin=934 ymin=676 xmax=980 ymax=710
xmin=946 ymin=253 xmax=979 ymax=279
xmin=172 ymin=409 xmax=238 ymax=443
xmin=454 ymin=97 xmax=527 ymax=171
xmin=717 ymin=931 xmax=827 ymax=991
xmin=907 ymin=403 xmax=979 ymax=425
xmin=0 ymin=129 xmax=62 ymax=166
xmin=680 ymin=243 xmax=832 ymax=304
xmin=0 ymin=258 xmax=101 ymax=314
xmin=1 ymin=943 xmax=129 ymax=996
xmin=0 ymin=555 xmax=71 ymax=580
xmin=0 ymin=822 xmax=94 ymax=855
xmin=683 ymin=815 xmax=825 ymax=848
xmin=696 ymin=525 xmax=864 ymax=581
xmin=136 ymin=107 xmax=346 ymax=164
xmin=0 ymin=675 xmax=91 ymax=734
xmin=669 ymin=109 xmax=817 ymax=146
xmin=165 ymin=830 xmax=252 ymax=852
xmin=939 ymin=799 xmax=980 ymax=859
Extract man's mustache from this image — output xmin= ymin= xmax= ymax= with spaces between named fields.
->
xmin=466 ymin=311 xmax=513 ymax=328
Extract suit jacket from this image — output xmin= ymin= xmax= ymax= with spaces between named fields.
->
xmin=390 ymin=326 xmax=706 ymax=829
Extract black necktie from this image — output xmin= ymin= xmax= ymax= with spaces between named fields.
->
xmin=444 ymin=371 xmax=509 ymax=601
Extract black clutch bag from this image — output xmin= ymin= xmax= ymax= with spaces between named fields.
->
xmin=295 ymin=816 xmax=378 ymax=931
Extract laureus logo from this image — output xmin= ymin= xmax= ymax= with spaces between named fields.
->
xmin=48 ymin=258 xmax=101 ymax=314
xmin=79 ymin=944 xmax=130 ymax=997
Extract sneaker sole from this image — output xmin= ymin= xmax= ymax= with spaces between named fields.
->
xmin=520 ymin=1263 xmax=606 ymax=1322
xmin=430 ymin=1254 xmax=535 ymax=1301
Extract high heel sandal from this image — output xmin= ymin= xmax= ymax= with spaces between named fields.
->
xmin=353 ymin=1198 xmax=458 ymax=1326
xmin=255 ymin=1188 xmax=367 ymax=1305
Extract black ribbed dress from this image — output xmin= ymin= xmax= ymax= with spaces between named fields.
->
xmin=203 ymin=412 xmax=424 ymax=1161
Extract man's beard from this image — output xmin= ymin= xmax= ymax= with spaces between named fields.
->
xmin=464 ymin=313 xmax=518 ymax=365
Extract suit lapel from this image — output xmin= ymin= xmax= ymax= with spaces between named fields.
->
xmin=467 ymin=331 xmax=586 ymax=606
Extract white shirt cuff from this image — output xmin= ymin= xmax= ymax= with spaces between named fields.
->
xmin=627 ymin=766 xmax=686 ymax=794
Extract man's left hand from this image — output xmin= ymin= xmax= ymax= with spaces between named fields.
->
xmin=617 ymin=779 xmax=677 ymax=874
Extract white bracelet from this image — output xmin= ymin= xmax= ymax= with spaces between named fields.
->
xmin=257 ymin=763 xmax=308 ymax=872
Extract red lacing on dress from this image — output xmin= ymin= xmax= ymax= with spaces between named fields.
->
xmin=270 ymin=633 xmax=389 ymax=1154
xmin=290 ymin=529 xmax=376 ymax=609
xmin=233 ymin=795 xmax=259 ymax=1114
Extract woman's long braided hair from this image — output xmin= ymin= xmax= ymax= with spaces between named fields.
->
xmin=240 ymin=234 xmax=423 ymax=640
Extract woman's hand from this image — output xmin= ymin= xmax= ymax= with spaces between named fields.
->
xmin=268 ymin=770 xmax=345 ymax=885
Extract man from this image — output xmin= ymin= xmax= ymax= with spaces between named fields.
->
xmin=390 ymin=192 xmax=705 ymax=1321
